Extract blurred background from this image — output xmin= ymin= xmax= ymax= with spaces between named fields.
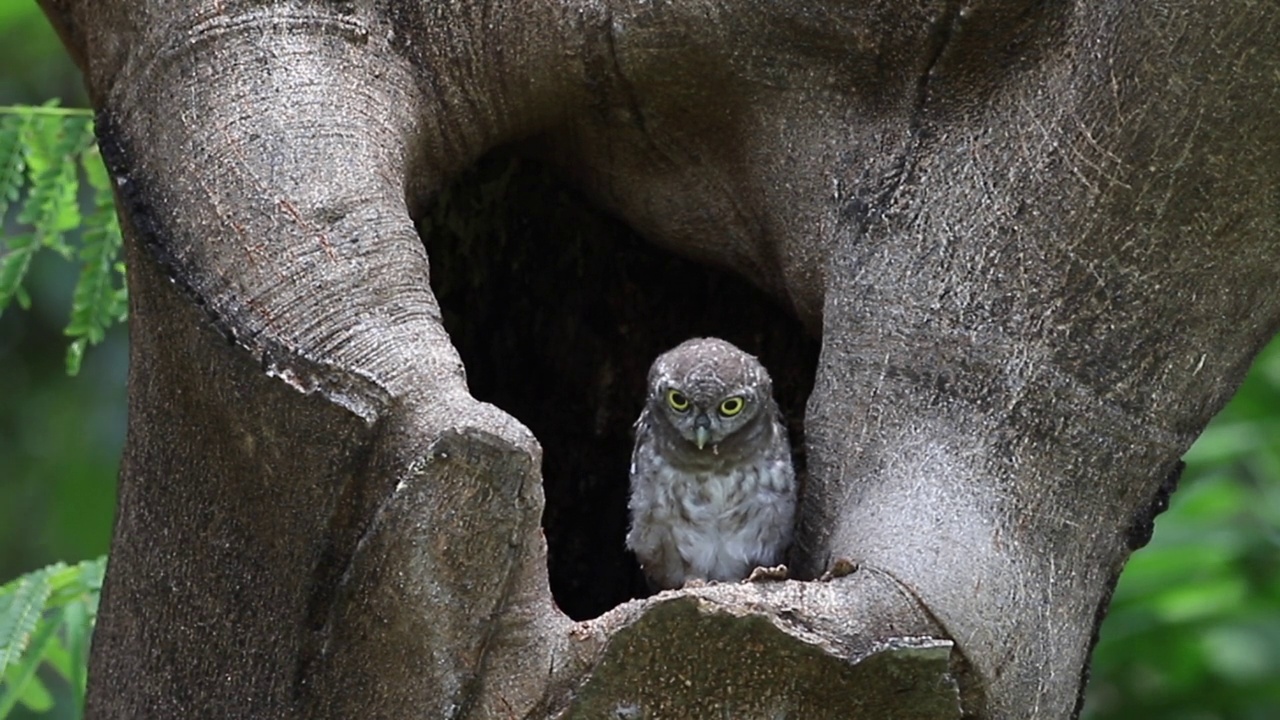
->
xmin=0 ymin=4 xmax=125 ymax=600
xmin=1 ymin=4 xmax=1277 ymax=719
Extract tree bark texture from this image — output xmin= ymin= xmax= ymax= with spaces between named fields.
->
xmin=36 ymin=0 xmax=1280 ymax=718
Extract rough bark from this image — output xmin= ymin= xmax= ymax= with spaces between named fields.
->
xmin=36 ymin=0 xmax=1280 ymax=718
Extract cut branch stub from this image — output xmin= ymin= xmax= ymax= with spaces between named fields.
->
xmin=567 ymin=574 xmax=960 ymax=719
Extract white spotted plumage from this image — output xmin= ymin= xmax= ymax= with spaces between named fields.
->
xmin=626 ymin=338 xmax=796 ymax=589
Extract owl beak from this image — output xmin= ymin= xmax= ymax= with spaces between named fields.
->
xmin=694 ymin=414 xmax=711 ymax=450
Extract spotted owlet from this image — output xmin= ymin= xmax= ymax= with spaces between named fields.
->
xmin=626 ymin=337 xmax=796 ymax=590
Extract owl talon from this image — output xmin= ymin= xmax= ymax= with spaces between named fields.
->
xmin=820 ymin=557 xmax=859 ymax=581
xmin=745 ymin=564 xmax=789 ymax=583
xmin=683 ymin=578 xmax=711 ymax=589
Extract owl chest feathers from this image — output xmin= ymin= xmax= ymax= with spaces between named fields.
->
xmin=659 ymin=455 xmax=793 ymax=576
xmin=627 ymin=418 xmax=796 ymax=588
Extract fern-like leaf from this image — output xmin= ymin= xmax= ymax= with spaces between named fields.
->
xmin=0 ymin=558 xmax=105 ymax=717
xmin=66 ymin=139 xmax=127 ymax=375
xmin=0 ymin=607 xmax=65 ymax=719
xmin=0 ymin=232 xmax=37 ymax=313
xmin=8 ymin=649 xmax=55 ymax=712
xmin=62 ymin=599 xmax=90 ymax=709
xmin=67 ymin=236 xmax=113 ymax=342
xmin=17 ymin=107 xmax=85 ymax=260
xmin=0 ymin=103 xmax=126 ymax=374
xmin=0 ymin=113 xmax=36 ymax=314
xmin=0 ymin=113 xmax=28 ymax=220
xmin=0 ymin=567 xmax=52 ymax=675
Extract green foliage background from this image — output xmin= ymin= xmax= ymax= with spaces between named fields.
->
xmin=1 ymin=8 xmax=123 ymax=572
xmin=0 ymin=5 xmax=1276 ymax=718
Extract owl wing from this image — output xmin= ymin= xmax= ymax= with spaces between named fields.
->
xmin=628 ymin=408 xmax=650 ymax=480
xmin=726 ymin=407 xmax=797 ymax=570
xmin=626 ymin=408 xmax=687 ymax=589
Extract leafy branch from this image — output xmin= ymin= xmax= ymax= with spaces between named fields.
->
xmin=0 ymin=557 xmax=106 ymax=719
xmin=0 ymin=101 xmax=127 ymax=375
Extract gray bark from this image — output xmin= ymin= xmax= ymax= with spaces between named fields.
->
xmin=37 ymin=0 xmax=1280 ymax=718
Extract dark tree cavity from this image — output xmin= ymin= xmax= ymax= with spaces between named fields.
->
xmin=423 ymin=156 xmax=819 ymax=619
xmin=36 ymin=0 xmax=1280 ymax=718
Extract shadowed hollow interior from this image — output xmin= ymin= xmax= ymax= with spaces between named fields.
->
xmin=420 ymin=154 xmax=818 ymax=620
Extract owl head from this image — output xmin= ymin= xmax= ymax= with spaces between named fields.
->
xmin=646 ymin=337 xmax=775 ymax=452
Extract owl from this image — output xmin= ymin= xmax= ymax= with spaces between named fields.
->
xmin=626 ymin=337 xmax=796 ymax=590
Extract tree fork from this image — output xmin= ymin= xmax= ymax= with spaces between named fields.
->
xmin=38 ymin=0 xmax=1280 ymax=718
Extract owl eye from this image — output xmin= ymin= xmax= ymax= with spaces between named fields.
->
xmin=666 ymin=390 xmax=690 ymax=412
xmin=718 ymin=396 xmax=745 ymax=417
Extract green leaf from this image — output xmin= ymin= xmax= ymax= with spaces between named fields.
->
xmin=16 ymin=675 xmax=53 ymax=713
xmin=1184 ymin=421 xmax=1277 ymax=466
xmin=66 ymin=239 xmax=112 ymax=341
xmin=0 ymin=232 xmax=38 ymax=313
xmin=0 ymin=607 xmax=65 ymax=718
xmin=65 ymin=337 xmax=86 ymax=376
xmin=0 ymin=107 xmax=124 ymax=370
xmin=81 ymin=142 xmax=111 ymax=192
xmin=40 ymin=632 xmax=71 ymax=680
xmin=17 ymin=113 xmax=84 ymax=259
xmin=1151 ymin=573 xmax=1248 ymax=625
xmin=2 ymin=662 xmax=51 ymax=712
xmin=76 ymin=557 xmax=106 ymax=596
xmin=64 ymin=154 xmax=127 ymax=365
xmin=0 ymin=113 xmax=28 ymax=220
xmin=1200 ymin=624 xmax=1276 ymax=681
xmin=63 ymin=598 xmax=90 ymax=708
xmin=43 ymin=558 xmax=104 ymax=609
xmin=0 ymin=558 xmax=105 ymax=717
xmin=0 ymin=567 xmax=52 ymax=675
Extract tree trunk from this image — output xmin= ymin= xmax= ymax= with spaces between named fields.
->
xmin=38 ymin=0 xmax=1280 ymax=718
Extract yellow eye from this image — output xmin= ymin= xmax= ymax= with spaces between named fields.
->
xmin=718 ymin=397 xmax=745 ymax=417
xmin=666 ymin=390 xmax=690 ymax=412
